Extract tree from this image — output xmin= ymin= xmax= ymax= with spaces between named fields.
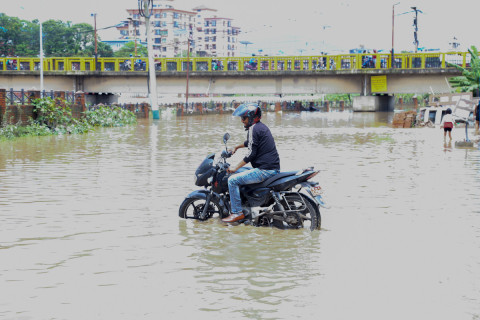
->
xmin=0 ymin=13 xmax=111 ymax=57
xmin=448 ymin=45 xmax=480 ymax=97
xmin=113 ymin=41 xmax=147 ymax=57
xmin=84 ymin=42 xmax=114 ymax=58
xmin=0 ymin=14 xmax=32 ymax=56
xmin=71 ymin=23 xmax=95 ymax=56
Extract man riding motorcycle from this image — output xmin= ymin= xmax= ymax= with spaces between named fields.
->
xmin=222 ymin=103 xmax=280 ymax=223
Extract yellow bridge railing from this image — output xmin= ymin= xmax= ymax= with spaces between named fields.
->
xmin=0 ymin=52 xmax=471 ymax=72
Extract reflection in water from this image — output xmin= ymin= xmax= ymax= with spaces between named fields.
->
xmin=0 ymin=111 xmax=479 ymax=320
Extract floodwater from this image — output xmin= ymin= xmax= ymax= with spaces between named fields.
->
xmin=1 ymin=111 xmax=479 ymax=320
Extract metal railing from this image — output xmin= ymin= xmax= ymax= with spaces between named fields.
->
xmin=0 ymin=52 xmax=472 ymax=73
xmin=5 ymin=89 xmax=76 ymax=105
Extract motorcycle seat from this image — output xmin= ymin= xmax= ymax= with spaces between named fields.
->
xmin=244 ymin=171 xmax=297 ymax=190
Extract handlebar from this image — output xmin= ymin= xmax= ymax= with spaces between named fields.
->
xmin=221 ymin=150 xmax=233 ymax=158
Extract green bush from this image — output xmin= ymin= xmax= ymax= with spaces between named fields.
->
xmin=1 ymin=98 xmax=137 ymax=141
xmin=84 ymin=105 xmax=137 ymax=127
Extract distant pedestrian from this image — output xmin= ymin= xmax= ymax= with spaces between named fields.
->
xmin=475 ymin=101 xmax=479 ymax=135
xmin=441 ymin=108 xmax=454 ymax=140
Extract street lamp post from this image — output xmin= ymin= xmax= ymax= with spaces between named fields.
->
xmin=138 ymin=0 xmax=160 ymax=119
xmin=40 ymin=21 xmax=44 ymax=93
xmin=391 ymin=2 xmax=400 ymax=69
xmin=19 ymin=6 xmax=43 ymax=93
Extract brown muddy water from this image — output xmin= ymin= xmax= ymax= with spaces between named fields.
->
xmin=1 ymin=111 xmax=479 ymax=320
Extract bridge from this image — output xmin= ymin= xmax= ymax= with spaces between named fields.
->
xmin=0 ymin=52 xmax=469 ymax=110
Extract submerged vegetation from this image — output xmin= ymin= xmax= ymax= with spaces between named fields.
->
xmin=0 ymin=98 xmax=137 ymax=141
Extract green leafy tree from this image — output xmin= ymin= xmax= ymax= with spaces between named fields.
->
xmin=71 ymin=23 xmax=95 ymax=56
xmin=41 ymin=19 xmax=78 ymax=56
xmin=0 ymin=13 xmax=113 ymax=57
xmin=113 ymin=41 xmax=147 ymax=57
xmin=448 ymin=45 xmax=480 ymax=96
xmin=84 ymin=42 xmax=114 ymax=58
xmin=0 ymin=13 xmax=39 ymax=56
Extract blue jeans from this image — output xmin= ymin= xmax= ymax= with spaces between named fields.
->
xmin=228 ymin=168 xmax=279 ymax=214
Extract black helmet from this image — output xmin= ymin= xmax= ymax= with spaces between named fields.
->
xmin=233 ymin=103 xmax=262 ymax=129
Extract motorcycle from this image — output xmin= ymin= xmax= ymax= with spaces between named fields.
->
xmin=179 ymin=133 xmax=327 ymax=230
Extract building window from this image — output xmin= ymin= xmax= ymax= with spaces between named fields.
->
xmin=174 ymin=13 xmax=179 ymax=19
xmin=212 ymin=29 xmax=216 ymax=34
xmin=212 ymin=44 xmax=216 ymax=49
xmin=162 ymin=21 xmax=167 ymax=27
xmin=155 ymin=38 xmax=161 ymax=44
xmin=155 ymin=14 xmax=161 ymax=19
xmin=133 ymin=14 xmax=139 ymax=19
xmin=162 ymin=13 xmax=167 ymax=18
xmin=154 ymin=21 xmax=161 ymax=27
xmin=212 ymin=21 xmax=216 ymax=26
xmin=212 ymin=36 xmax=216 ymax=42
xmin=205 ymin=29 xmax=209 ymax=34
xmin=173 ymin=21 xmax=179 ymax=28
xmin=155 ymin=30 xmax=161 ymax=35
xmin=205 ymin=44 xmax=209 ymax=49
xmin=228 ymin=21 xmax=231 ymax=27
xmin=205 ymin=37 xmax=209 ymax=42
xmin=205 ymin=21 xmax=209 ymax=27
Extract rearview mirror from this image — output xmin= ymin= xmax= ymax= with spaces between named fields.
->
xmin=223 ymin=133 xmax=230 ymax=144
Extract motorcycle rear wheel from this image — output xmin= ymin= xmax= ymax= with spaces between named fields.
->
xmin=273 ymin=193 xmax=319 ymax=231
xmin=179 ymin=198 xmax=224 ymax=220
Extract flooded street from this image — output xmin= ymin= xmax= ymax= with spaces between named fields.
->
xmin=1 ymin=111 xmax=479 ymax=320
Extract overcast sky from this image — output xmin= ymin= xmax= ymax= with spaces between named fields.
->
xmin=2 ymin=0 xmax=479 ymax=56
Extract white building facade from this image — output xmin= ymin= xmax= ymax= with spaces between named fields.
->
xmin=116 ymin=2 xmax=240 ymax=58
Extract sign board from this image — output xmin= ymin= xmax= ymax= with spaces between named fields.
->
xmin=371 ymin=75 xmax=387 ymax=92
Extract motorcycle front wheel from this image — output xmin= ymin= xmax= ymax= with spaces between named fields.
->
xmin=178 ymin=198 xmax=224 ymax=221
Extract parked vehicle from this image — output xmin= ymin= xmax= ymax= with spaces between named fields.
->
xmin=179 ymin=133 xmax=327 ymax=230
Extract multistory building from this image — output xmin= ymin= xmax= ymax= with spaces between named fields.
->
xmin=115 ymin=2 xmax=240 ymax=58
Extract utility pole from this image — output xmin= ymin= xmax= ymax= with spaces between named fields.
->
xmin=138 ymin=0 xmax=160 ymax=119
xmin=127 ymin=17 xmax=138 ymax=56
xmin=411 ymin=7 xmax=419 ymax=53
xmin=91 ymin=13 xmax=98 ymax=69
xmin=391 ymin=2 xmax=400 ymax=69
